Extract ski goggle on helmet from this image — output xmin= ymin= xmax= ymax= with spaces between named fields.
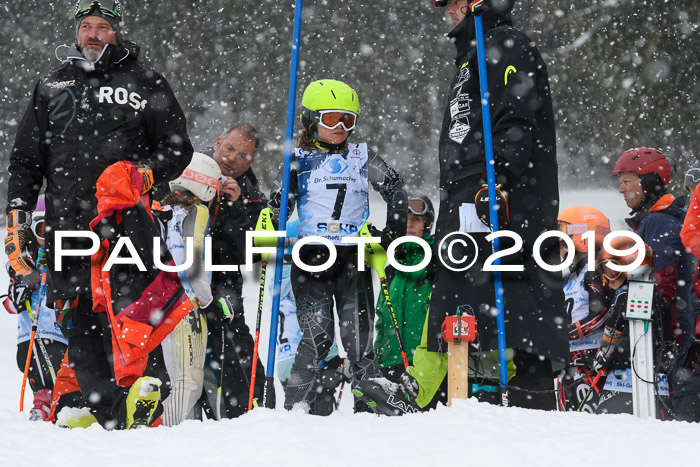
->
xmin=557 ymin=206 xmax=610 ymax=253
xmin=598 ymin=261 xmax=624 ymax=286
xmin=169 ymin=152 xmax=223 ymax=203
xmin=300 ymin=79 xmax=360 ymax=133
xmin=74 ymin=0 xmax=122 ymax=19
xmin=408 ymin=198 xmax=430 ymax=216
xmin=318 ymin=110 xmax=357 ymax=131
xmin=431 ymin=1 xmax=477 ymax=7
xmin=595 ymin=236 xmax=653 ymax=287
xmin=32 ymin=214 xmax=45 ymax=241
xmin=31 ymin=195 xmax=46 ymax=241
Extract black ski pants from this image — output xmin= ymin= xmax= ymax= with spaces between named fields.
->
xmin=199 ymin=309 xmax=266 ymax=419
xmin=16 ymin=339 xmax=66 ymax=392
xmin=60 ymin=294 xmax=169 ymax=428
xmin=284 ymin=245 xmax=382 ymax=411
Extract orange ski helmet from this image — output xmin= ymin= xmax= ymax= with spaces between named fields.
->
xmin=558 ymin=206 xmax=611 ymax=253
xmin=596 ymin=236 xmax=653 ymax=286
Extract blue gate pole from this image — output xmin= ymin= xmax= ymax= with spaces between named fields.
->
xmin=474 ymin=12 xmax=509 ymax=406
xmin=263 ymin=0 xmax=304 ymax=409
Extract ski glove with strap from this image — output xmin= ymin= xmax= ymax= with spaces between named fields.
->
xmin=202 ymin=296 xmax=235 ymax=322
xmin=253 ymin=208 xmax=278 ymax=263
xmin=368 ymin=223 xmax=395 ymax=252
xmin=8 ymin=275 xmax=31 ymax=314
xmin=592 ymin=326 xmax=622 ymax=372
xmin=5 ymin=210 xmax=35 ymax=276
xmin=571 ymin=350 xmax=594 ymax=370
xmin=400 ymin=371 xmax=420 ymax=400
xmin=135 ymin=164 xmax=154 ymax=194
xmin=359 ymin=222 xmax=389 ymax=277
xmin=475 ymin=184 xmax=510 ymax=229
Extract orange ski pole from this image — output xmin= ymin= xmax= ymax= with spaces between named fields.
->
xmin=20 ymin=271 xmax=47 ymax=411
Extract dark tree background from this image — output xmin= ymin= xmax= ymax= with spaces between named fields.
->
xmin=1 ymin=0 xmax=697 ymax=207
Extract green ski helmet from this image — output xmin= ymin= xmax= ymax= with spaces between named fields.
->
xmin=299 ymin=79 xmax=360 ymax=135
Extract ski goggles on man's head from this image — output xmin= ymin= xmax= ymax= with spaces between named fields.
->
xmin=74 ymin=0 xmax=122 ymax=19
xmin=433 ymin=0 xmax=483 ymax=10
xmin=317 ymin=110 xmax=357 ymax=131
xmin=408 ymin=198 xmax=429 ymax=216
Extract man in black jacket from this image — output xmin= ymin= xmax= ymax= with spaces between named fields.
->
xmin=5 ymin=1 xmax=192 ymax=428
xmin=202 ymin=123 xmax=267 ymax=418
xmin=427 ymin=0 xmax=567 ymax=409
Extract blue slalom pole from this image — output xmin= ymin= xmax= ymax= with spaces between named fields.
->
xmin=263 ymin=0 xmax=304 ymax=409
xmin=474 ymin=12 xmax=509 ymax=406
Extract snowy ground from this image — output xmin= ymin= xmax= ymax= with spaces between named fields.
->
xmin=1 ymin=188 xmax=698 ymax=466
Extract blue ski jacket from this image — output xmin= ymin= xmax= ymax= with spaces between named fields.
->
xmin=626 ymin=194 xmax=695 ymax=353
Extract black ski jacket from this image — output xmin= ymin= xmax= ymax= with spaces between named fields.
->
xmin=208 ymin=167 xmax=268 ymax=310
xmin=429 ymin=4 xmax=567 ymax=362
xmin=6 ymin=41 xmax=193 ymax=302
xmin=438 ymin=4 xmax=557 ymax=188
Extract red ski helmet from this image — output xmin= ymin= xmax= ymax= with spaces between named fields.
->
xmin=612 ymin=147 xmax=671 ymax=185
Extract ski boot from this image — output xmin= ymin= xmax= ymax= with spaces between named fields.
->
xmin=352 ymin=377 xmax=420 ymax=416
xmin=28 ymin=389 xmax=52 ymax=421
xmin=55 ymin=407 xmax=99 ymax=429
xmin=125 ymin=376 xmax=162 ymax=429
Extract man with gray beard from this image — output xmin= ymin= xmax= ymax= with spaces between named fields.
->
xmin=5 ymin=0 xmax=192 ymax=429
xmin=76 ymin=9 xmax=119 ymax=61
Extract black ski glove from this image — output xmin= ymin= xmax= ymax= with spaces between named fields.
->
xmin=474 ymin=184 xmax=510 ymax=229
xmin=592 ymin=326 xmax=622 ymax=372
xmin=203 ymin=297 xmax=235 ymax=322
xmin=571 ymin=351 xmax=594 ymax=370
xmin=400 ymin=372 xmax=419 ymax=400
xmin=7 ymin=274 xmax=31 ymax=313
xmin=369 ymin=224 xmax=395 ymax=251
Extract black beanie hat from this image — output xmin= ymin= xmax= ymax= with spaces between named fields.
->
xmin=74 ymin=1 xmax=124 ymax=44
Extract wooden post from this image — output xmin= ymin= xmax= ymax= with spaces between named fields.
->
xmin=447 ymin=340 xmax=470 ymax=405
xmin=442 ymin=312 xmax=477 ymax=406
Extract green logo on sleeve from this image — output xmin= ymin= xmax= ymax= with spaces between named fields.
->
xmin=504 ymin=65 xmax=517 ymax=85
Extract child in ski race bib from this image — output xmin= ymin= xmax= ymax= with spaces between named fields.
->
xmin=267 ymin=79 xmax=407 ymax=413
